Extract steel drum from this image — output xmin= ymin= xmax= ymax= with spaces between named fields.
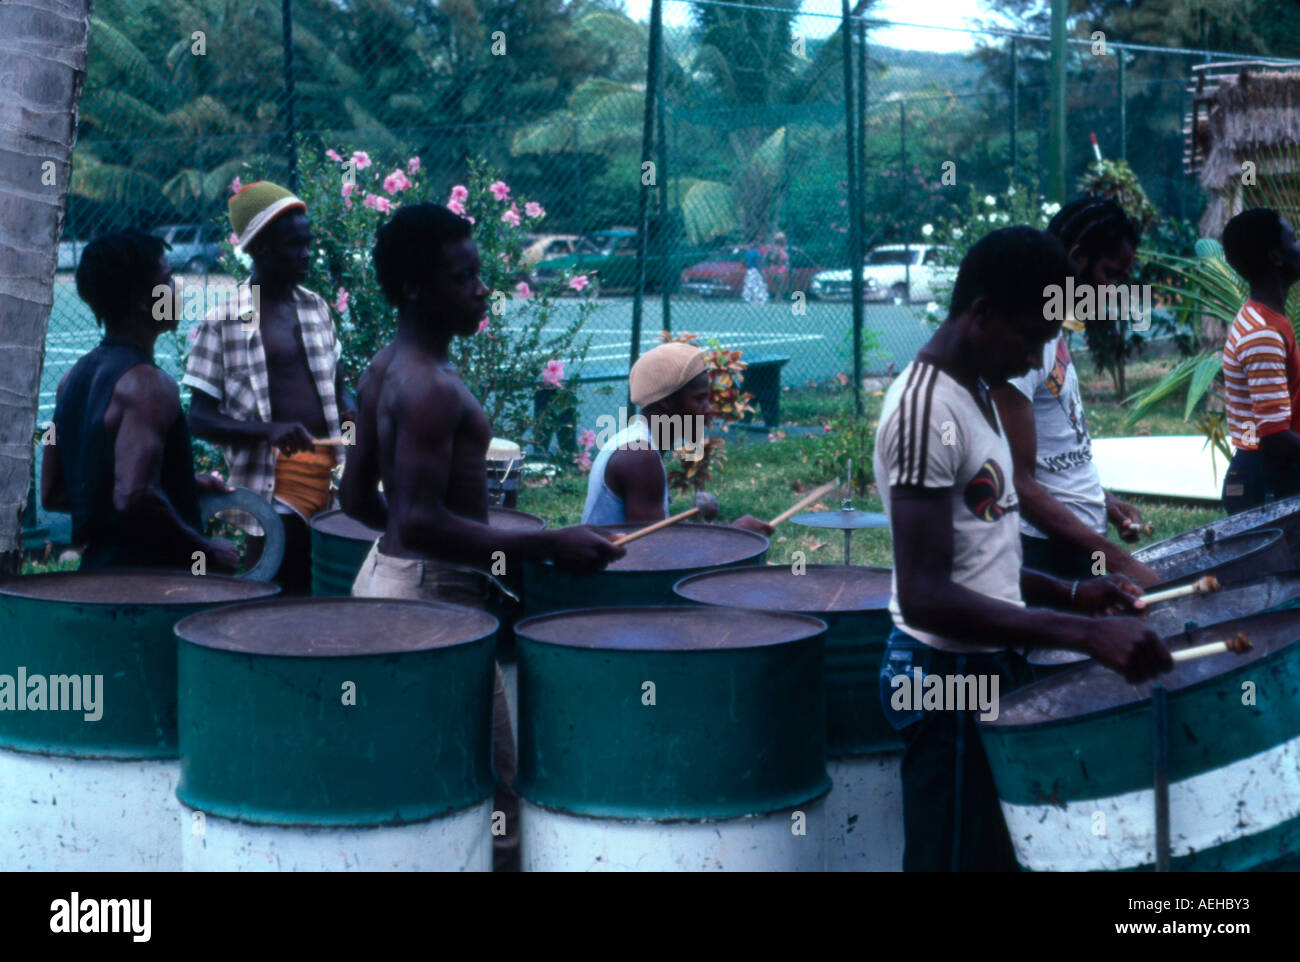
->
xmin=1144 ymin=571 xmax=1300 ymax=638
xmin=674 ymin=564 xmax=902 ymax=871
xmin=522 ymin=523 xmax=768 ymax=619
xmin=979 ymin=608 xmax=1300 ymax=871
xmin=1140 ymin=528 xmax=1287 ymax=588
xmin=1136 ymin=493 xmax=1300 ymax=568
xmin=0 ymin=571 xmax=278 ymax=871
xmin=310 ymin=506 xmax=546 ymax=597
xmin=175 ymin=597 xmax=498 ymax=871
xmin=514 ymin=605 xmax=829 ymax=871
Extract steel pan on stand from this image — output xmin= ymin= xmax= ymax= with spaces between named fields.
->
xmin=0 ymin=572 xmax=278 ymax=871
xmin=514 ymin=605 xmax=829 ymax=871
xmin=674 ymin=565 xmax=903 ymax=871
xmin=175 ymin=597 xmax=498 ymax=871
xmin=980 ymin=608 xmax=1300 ymax=871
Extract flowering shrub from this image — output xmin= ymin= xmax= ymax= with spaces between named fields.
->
xmin=217 ymin=151 xmax=595 ymax=455
xmin=659 ymin=331 xmax=755 ymax=493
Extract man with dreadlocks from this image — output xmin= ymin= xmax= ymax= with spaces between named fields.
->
xmin=990 ymin=196 xmax=1160 ymax=587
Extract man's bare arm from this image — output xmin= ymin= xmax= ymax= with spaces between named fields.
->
xmin=991 ymin=384 xmax=1158 ymax=587
xmin=338 ymin=364 xmax=387 ymax=531
xmin=41 ymin=372 xmax=72 ymax=512
xmin=605 ymin=448 xmax=669 ymax=523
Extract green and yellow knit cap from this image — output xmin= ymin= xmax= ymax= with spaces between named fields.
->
xmin=228 ymin=181 xmax=307 ymax=251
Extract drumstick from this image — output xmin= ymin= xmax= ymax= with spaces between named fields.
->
xmin=312 ymin=437 xmax=349 ymax=446
xmin=1123 ymin=519 xmax=1155 ymax=536
xmin=610 ymin=507 xmax=700 ymax=546
xmin=1170 ymin=633 xmax=1251 ymax=664
xmin=1141 ymin=575 xmax=1220 ymax=605
xmin=768 ymin=481 xmax=840 ymax=528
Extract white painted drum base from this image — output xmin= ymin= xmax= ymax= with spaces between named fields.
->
xmin=182 ymin=797 xmax=494 ymax=871
xmin=0 ymin=748 xmax=181 ymax=871
xmin=826 ymin=751 xmax=904 ymax=871
xmin=521 ymin=795 xmax=827 ymax=871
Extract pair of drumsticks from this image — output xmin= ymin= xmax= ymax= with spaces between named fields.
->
xmin=1139 ymin=575 xmax=1253 ymax=663
xmin=610 ymin=480 xmax=840 ymax=547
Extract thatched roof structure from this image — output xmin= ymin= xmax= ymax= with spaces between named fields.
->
xmin=1189 ymin=64 xmax=1300 ymax=237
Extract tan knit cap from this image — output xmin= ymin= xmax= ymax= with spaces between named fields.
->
xmin=630 ymin=342 xmax=709 ymax=407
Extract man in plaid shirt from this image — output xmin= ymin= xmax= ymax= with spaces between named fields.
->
xmin=185 ymin=181 xmax=356 ymax=593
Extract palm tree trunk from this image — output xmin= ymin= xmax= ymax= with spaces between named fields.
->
xmin=0 ymin=0 xmax=93 ymax=575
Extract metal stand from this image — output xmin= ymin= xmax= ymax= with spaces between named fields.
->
xmin=1152 ymin=683 xmax=1170 ymax=872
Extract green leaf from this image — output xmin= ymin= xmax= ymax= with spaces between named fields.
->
xmin=1184 ymin=354 xmax=1224 ymax=421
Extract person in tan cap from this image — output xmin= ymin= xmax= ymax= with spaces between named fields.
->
xmin=582 ymin=341 xmax=772 ymax=533
xmin=185 ymin=180 xmax=356 ymax=594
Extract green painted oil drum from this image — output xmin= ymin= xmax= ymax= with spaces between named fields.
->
xmin=673 ymin=564 xmax=898 ymax=755
xmin=174 ymin=597 xmax=499 ymax=871
xmin=514 ymin=605 xmax=829 ymax=870
xmin=979 ymin=608 xmax=1300 ymax=872
xmin=0 ymin=571 xmax=278 ymax=871
xmin=310 ymin=506 xmax=546 ymax=597
xmin=522 ymin=523 xmax=768 ymax=618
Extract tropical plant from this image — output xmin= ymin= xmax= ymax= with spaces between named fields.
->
xmin=660 ymin=332 xmax=755 ymax=493
xmin=213 ymin=150 xmax=597 ymax=456
xmin=811 ymin=410 xmax=875 ymax=497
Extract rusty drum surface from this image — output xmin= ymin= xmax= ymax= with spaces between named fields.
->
xmin=1141 ymin=528 xmax=1287 ymax=589
xmin=979 ymin=608 xmax=1300 ymax=871
xmin=1136 ymin=493 xmax=1300 ymax=568
xmin=673 ymin=564 xmax=903 ymax=871
xmin=175 ymin=597 xmax=498 ymax=871
xmin=0 ymin=571 xmax=278 ymax=871
xmin=514 ymin=604 xmax=828 ymax=870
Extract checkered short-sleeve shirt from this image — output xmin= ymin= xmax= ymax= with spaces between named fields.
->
xmin=182 ymin=281 xmax=345 ymax=503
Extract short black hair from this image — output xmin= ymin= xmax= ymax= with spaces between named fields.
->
xmin=372 ymin=203 xmax=473 ymax=305
xmin=949 ymin=226 xmax=1070 ymax=322
xmin=75 ymin=228 xmax=169 ymax=328
xmin=1048 ymin=196 xmax=1141 ymax=273
xmin=1223 ymin=207 xmax=1286 ymax=286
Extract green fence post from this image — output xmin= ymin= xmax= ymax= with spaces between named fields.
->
xmin=281 ymin=0 xmax=298 ymax=192
xmin=842 ymin=2 xmax=862 ymax=418
xmin=1010 ymin=36 xmax=1019 ymax=183
xmin=1117 ymin=46 xmax=1126 ymax=161
xmin=630 ymin=0 xmax=663 ymax=391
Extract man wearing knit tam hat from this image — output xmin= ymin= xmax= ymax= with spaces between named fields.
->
xmin=582 ymin=342 xmax=772 ymax=534
xmin=185 ymin=180 xmax=356 ymax=594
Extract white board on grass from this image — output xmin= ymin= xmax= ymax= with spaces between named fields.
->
xmin=1091 ymin=435 xmax=1231 ymax=502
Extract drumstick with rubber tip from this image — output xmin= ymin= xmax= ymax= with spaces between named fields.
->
xmin=768 ymin=480 xmax=841 ymax=528
xmin=1141 ymin=575 xmax=1220 ymax=605
xmin=611 ymin=491 xmax=719 ymax=546
xmin=1123 ymin=519 xmax=1154 ymax=536
xmin=312 ymin=437 xmax=349 ymax=446
xmin=1170 ymin=633 xmax=1251 ymax=664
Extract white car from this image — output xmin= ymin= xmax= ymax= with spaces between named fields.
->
xmin=810 ymin=244 xmax=956 ymax=304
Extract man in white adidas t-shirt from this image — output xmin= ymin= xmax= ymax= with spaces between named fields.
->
xmin=873 ymin=226 xmax=1171 ymax=872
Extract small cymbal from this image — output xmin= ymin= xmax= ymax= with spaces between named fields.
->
xmin=788 ymin=509 xmax=890 ymax=531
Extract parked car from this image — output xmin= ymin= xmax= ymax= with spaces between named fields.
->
xmin=679 ymin=244 xmax=820 ymax=299
xmin=521 ymin=233 xmax=580 ymax=268
xmin=531 ymin=228 xmax=703 ymax=296
xmin=154 ymin=224 xmax=224 ymax=274
xmin=810 ymin=244 xmax=956 ymax=304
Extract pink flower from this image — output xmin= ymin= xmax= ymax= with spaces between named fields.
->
xmin=407 ymin=156 xmax=421 ymax=174
xmin=351 ymin=150 xmax=371 ymax=170
xmin=449 ymin=185 xmax=469 ymax=203
xmin=325 ymin=149 xmax=343 ymax=163
xmin=568 ymin=274 xmax=590 ymax=293
xmin=383 ymin=169 xmax=411 ymax=194
xmin=447 ymin=198 xmax=465 ymax=216
xmin=476 ymin=316 xmax=490 ymax=334
xmin=541 ymin=359 xmax=565 ymax=388
xmin=342 ymin=182 xmax=357 ymax=200
xmin=524 ymin=201 xmax=545 ymax=219
xmin=501 ymin=205 xmax=521 ymax=227
xmin=363 ymin=193 xmax=393 ymax=214
xmin=574 ymin=451 xmax=593 ymax=473
xmin=578 ymin=428 xmax=598 ymax=451
xmin=227 ymin=233 xmax=239 ymax=246
xmin=489 ymin=181 xmax=511 ymax=202
xmin=334 ymin=287 xmax=349 ymax=313
xmin=229 ymin=176 xmax=242 ymax=194
xmin=187 ymin=325 xmax=199 ymax=344
xmin=515 ymin=281 xmax=532 ymax=299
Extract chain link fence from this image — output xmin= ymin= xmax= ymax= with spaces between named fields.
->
xmin=33 ymin=0 xmax=1299 ymax=542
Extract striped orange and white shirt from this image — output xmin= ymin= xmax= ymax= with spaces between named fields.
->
xmin=1223 ymin=300 xmax=1300 ymax=450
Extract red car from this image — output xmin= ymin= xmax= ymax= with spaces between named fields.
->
xmin=679 ymin=245 xmax=820 ymax=298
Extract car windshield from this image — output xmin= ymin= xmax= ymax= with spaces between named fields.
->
xmin=156 ymin=226 xmax=189 ymax=244
xmin=578 ymin=234 xmax=621 ymax=255
xmin=866 ymin=249 xmax=921 ymax=265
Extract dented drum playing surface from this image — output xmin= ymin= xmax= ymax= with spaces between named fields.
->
xmin=980 ymin=608 xmax=1300 ymax=871
xmin=1136 ymin=493 xmax=1300 ymax=568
